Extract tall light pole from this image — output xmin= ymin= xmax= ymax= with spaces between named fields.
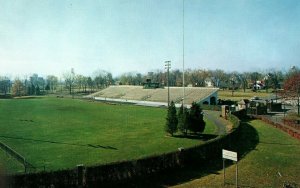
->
xmin=182 ymin=0 xmax=185 ymax=107
xmin=165 ymin=61 xmax=171 ymax=107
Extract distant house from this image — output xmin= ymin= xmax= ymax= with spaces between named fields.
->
xmin=205 ymin=78 xmax=214 ymax=87
xmin=252 ymin=81 xmax=265 ymax=90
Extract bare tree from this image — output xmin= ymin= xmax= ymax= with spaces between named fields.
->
xmin=12 ymin=78 xmax=26 ymax=96
xmin=46 ymin=75 xmax=58 ymax=92
xmin=63 ymin=69 xmax=75 ymax=95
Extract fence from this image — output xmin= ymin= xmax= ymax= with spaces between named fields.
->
xmin=0 ymin=141 xmax=35 ymax=172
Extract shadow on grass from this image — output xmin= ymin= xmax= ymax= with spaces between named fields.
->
xmin=112 ymin=120 xmax=259 ymax=188
xmin=173 ymin=134 xmax=218 ymax=141
xmin=0 ymin=135 xmax=117 ymax=150
xmin=235 ymin=121 xmax=260 ymax=160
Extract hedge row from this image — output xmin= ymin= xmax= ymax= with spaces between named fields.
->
xmin=8 ymin=115 xmax=241 ymax=188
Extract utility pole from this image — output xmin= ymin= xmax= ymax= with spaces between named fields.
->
xmin=165 ymin=61 xmax=171 ymax=107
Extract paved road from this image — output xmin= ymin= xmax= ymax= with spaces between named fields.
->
xmin=204 ymin=110 xmax=227 ymax=135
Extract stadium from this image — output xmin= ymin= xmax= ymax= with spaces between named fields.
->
xmin=88 ymin=85 xmax=218 ymax=107
xmin=0 ymin=86 xmax=221 ymax=174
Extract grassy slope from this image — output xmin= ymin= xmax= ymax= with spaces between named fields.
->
xmin=172 ymin=120 xmax=300 ymax=187
xmin=0 ymin=98 xmax=215 ymax=173
xmin=218 ymin=89 xmax=271 ymax=101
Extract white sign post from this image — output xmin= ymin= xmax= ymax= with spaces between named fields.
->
xmin=222 ymin=149 xmax=238 ymax=187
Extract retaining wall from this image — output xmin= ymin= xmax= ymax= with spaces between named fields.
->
xmin=257 ymin=116 xmax=300 ymax=140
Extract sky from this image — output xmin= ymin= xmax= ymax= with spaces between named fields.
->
xmin=0 ymin=0 xmax=300 ymax=77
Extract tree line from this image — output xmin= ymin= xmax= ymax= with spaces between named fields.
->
xmin=0 ymin=66 xmax=299 ymax=97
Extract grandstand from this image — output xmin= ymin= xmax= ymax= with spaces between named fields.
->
xmin=88 ymin=85 xmax=218 ymax=105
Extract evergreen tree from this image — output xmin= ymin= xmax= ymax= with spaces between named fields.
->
xmin=188 ymin=102 xmax=206 ymax=134
xmin=165 ymin=101 xmax=178 ymax=136
xmin=35 ymin=85 xmax=41 ymax=95
xmin=178 ymin=104 xmax=188 ymax=135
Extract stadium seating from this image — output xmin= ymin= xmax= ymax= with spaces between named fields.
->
xmin=89 ymin=85 xmax=218 ymax=104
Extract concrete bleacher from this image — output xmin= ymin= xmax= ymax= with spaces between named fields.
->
xmin=184 ymin=87 xmax=218 ymax=104
xmin=89 ymin=85 xmax=218 ymax=105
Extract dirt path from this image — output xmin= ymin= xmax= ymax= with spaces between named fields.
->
xmin=204 ymin=110 xmax=227 ymax=135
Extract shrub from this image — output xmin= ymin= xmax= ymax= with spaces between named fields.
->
xmin=165 ymin=101 xmax=178 ymax=136
xmin=178 ymin=105 xmax=189 ymax=135
xmin=188 ymin=102 xmax=206 ymax=134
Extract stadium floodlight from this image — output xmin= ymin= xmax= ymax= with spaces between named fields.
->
xmin=165 ymin=61 xmax=171 ymax=107
xmin=182 ymin=0 xmax=185 ymax=107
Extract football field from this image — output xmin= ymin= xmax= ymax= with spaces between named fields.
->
xmin=0 ymin=97 xmax=216 ymax=173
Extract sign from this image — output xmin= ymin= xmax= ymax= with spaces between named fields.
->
xmin=222 ymin=149 xmax=237 ymax=161
xmin=222 ymin=149 xmax=239 ymax=187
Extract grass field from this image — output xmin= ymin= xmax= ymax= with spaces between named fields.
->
xmin=170 ymin=120 xmax=300 ymax=187
xmin=218 ymin=89 xmax=272 ymax=101
xmin=0 ymin=97 xmax=216 ymax=174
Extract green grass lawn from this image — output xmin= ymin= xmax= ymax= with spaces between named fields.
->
xmin=171 ymin=120 xmax=300 ymax=187
xmin=0 ymin=97 xmax=216 ymax=174
xmin=218 ymin=89 xmax=272 ymax=101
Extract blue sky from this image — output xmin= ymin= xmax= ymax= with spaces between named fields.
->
xmin=0 ymin=0 xmax=300 ymax=77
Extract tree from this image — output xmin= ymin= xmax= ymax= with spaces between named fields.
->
xmin=87 ymin=77 xmax=94 ymax=93
xmin=188 ymin=102 xmax=206 ymax=134
xmin=81 ymin=76 xmax=88 ymax=93
xmin=63 ymin=69 xmax=75 ymax=95
xmin=45 ymin=84 xmax=50 ymax=92
xmin=283 ymin=72 xmax=300 ymax=116
xmin=0 ymin=76 xmax=11 ymax=95
xmin=93 ymin=70 xmax=112 ymax=88
xmin=165 ymin=101 xmax=178 ymax=136
xmin=210 ymin=69 xmax=226 ymax=88
xmin=239 ymin=73 xmax=248 ymax=92
xmin=12 ymin=79 xmax=26 ymax=97
xmin=46 ymin=75 xmax=58 ymax=92
xmin=178 ymin=104 xmax=188 ymax=135
xmin=76 ymin=74 xmax=84 ymax=92
xmin=186 ymin=69 xmax=210 ymax=87
xmin=229 ymin=73 xmax=239 ymax=96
